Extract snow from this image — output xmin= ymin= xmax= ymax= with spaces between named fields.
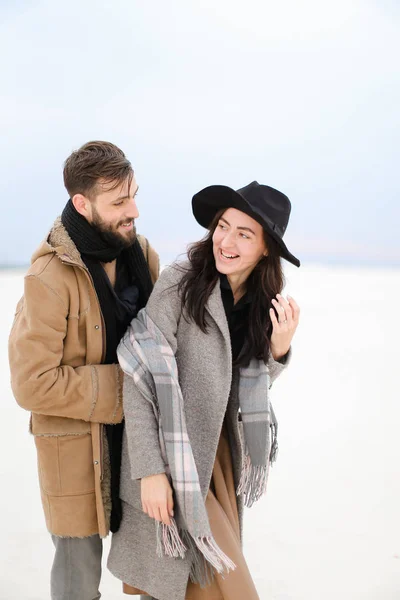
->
xmin=1 ymin=265 xmax=399 ymax=599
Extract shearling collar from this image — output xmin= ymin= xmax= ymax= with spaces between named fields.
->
xmin=31 ymin=216 xmax=87 ymax=269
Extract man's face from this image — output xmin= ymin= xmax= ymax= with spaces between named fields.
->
xmin=88 ymin=176 xmax=139 ymax=248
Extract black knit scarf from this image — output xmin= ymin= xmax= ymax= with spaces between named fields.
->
xmin=61 ymin=199 xmax=153 ymax=532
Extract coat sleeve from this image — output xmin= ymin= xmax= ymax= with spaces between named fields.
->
xmin=122 ymin=265 xmax=184 ymax=478
xmin=8 ymin=274 xmax=123 ymax=423
xmin=267 ymin=347 xmax=292 ymax=387
xmin=123 ymin=376 xmax=166 ymax=480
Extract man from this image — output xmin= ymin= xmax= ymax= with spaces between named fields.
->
xmin=8 ymin=141 xmax=159 ymax=599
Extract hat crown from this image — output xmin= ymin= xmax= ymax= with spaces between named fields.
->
xmin=236 ymin=181 xmax=291 ymax=236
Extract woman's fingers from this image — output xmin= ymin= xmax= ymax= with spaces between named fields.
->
xmin=276 ymin=294 xmax=293 ymax=322
xmin=141 ymin=473 xmax=174 ymax=525
xmin=142 ymin=477 xmax=174 ymax=525
xmin=270 ymin=299 xmax=281 ymax=321
xmin=167 ymin=490 xmax=174 ymax=518
xmin=146 ymin=501 xmax=172 ymax=525
xmin=155 ymin=507 xmax=164 ymax=524
xmin=270 ymin=293 xmax=300 ymax=360
xmin=145 ymin=502 xmax=159 ymax=521
xmin=287 ymin=295 xmax=300 ymax=323
xmin=269 ymin=307 xmax=279 ymax=328
xmin=271 ymin=298 xmax=287 ymax=324
xmin=160 ymin=503 xmax=172 ymax=526
xmin=271 ymin=295 xmax=298 ymax=326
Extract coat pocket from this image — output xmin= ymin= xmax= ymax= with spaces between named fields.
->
xmin=35 ymin=433 xmax=95 ymax=496
xmin=31 ymin=413 xmax=91 ymax=436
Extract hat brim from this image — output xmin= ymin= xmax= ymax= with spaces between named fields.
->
xmin=192 ymin=185 xmax=300 ymax=267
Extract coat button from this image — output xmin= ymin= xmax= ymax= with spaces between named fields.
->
xmin=94 ymin=460 xmax=99 ymax=465
xmin=94 ymin=325 xmax=100 ymax=330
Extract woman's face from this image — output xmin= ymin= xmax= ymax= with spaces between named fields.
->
xmin=212 ymin=208 xmax=267 ymax=280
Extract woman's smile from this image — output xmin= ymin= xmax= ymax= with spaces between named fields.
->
xmin=219 ymin=249 xmax=240 ymax=261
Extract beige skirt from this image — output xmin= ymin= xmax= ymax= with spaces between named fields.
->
xmin=123 ymin=426 xmax=259 ymax=599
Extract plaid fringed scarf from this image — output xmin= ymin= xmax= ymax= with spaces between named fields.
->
xmin=117 ymin=308 xmax=278 ymax=585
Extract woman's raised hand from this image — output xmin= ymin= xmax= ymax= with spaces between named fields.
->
xmin=141 ymin=473 xmax=174 ymax=526
xmin=269 ymin=294 xmax=300 ymax=361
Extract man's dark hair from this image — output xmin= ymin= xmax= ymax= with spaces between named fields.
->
xmin=63 ymin=140 xmax=133 ymax=200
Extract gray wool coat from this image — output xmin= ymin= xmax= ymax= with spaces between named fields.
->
xmin=107 ymin=264 xmax=289 ymax=600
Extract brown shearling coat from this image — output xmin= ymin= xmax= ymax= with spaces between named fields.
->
xmin=8 ymin=218 xmax=159 ymax=538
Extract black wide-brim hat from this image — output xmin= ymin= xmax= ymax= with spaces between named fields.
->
xmin=192 ymin=181 xmax=300 ymax=267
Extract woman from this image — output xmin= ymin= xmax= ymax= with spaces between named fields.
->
xmin=108 ymin=181 xmax=300 ymax=600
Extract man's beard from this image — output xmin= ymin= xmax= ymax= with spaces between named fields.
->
xmin=91 ymin=207 xmax=137 ymax=251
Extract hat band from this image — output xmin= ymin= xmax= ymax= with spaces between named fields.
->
xmin=262 ymin=214 xmax=284 ymax=238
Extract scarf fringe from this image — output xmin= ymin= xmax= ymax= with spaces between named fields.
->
xmin=156 ymin=518 xmax=187 ymax=559
xmin=237 ymin=419 xmax=278 ymax=507
xmin=237 ymin=454 xmax=268 ymax=508
xmin=269 ymin=421 xmax=279 ymax=464
xmin=156 ymin=522 xmax=236 ymax=587
xmin=182 ymin=530 xmax=215 ymax=587
xmin=193 ymin=536 xmax=236 ymax=576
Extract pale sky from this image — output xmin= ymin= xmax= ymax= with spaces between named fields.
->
xmin=1 ymin=0 xmax=399 ymax=266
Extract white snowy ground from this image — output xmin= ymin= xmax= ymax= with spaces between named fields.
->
xmin=0 ymin=265 xmax=399 ymax=600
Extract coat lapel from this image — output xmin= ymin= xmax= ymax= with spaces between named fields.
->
xmin=205 ymin=281 xmax=231 ymax=349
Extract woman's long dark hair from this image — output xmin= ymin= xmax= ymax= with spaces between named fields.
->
xmin=178 ymin=210 xmax=285 ymax=367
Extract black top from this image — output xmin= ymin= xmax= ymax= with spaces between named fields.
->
xmin=219 ymin=274 xmax=252 ymax=363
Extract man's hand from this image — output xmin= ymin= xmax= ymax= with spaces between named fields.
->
xmin=141 ymin=473 xmax=174 ymax=526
